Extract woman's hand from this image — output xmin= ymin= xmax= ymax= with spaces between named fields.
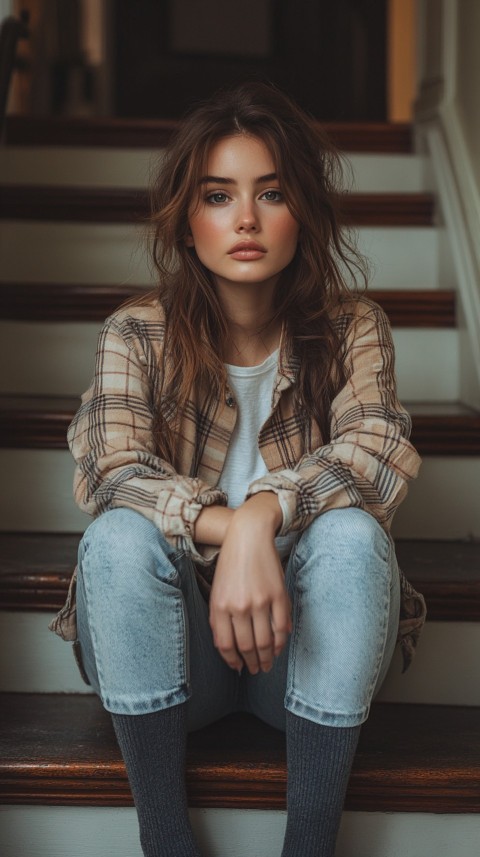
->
xmin=209 ymin=492 xmax=292 ymax=674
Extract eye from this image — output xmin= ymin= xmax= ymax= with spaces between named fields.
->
xmin=205 ymin=191 xmax=230 ymax=204
xmin=260 ymin=189 xmax=283 ymax=202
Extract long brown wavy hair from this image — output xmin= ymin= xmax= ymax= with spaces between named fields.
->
xmin=148 ymin=81 xmax=367 ymax=462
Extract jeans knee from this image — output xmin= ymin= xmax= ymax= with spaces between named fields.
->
xmin=82 ymin=507 xmax=154 ymax=547
xmin=309 ymin=508 xmax=389 ymax=550
xmin=79 ymin=508 xmax=176 ymax=594
xmin=298 ymin=508 xmax=391 ymax=573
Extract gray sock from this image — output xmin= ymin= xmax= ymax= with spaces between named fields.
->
xmin=281 ymin=710 xmax=361 ymax=857
xmin=111 ymin=704 xmax=201 ymax=857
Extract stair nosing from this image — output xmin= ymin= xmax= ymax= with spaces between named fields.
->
xmin=4 ymin=116 xmax=413 ymax=153
xmin=1 ymin=398 xmax=477 ymax=455
xmin=1 ymin=695 xmax=479 ymax=811
xmin=1 ymin=534 xmax=479 ymax=620
xmin=0 ymin=185 xmax=435 ymax=227
xmin=0 ymin=284 xmax=457 ymax=327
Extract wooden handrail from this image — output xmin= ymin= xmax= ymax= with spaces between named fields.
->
xmin=0 ymin=11 xmax=29 ymax=140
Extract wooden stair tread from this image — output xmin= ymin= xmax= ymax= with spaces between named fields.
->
xmin=1 ymin=396 xmax=478 ymax=456
xmin=0 ymin=185 xmax=435 ymax=227
xmin=0 ymin=693 xmax=478 ymax=811
xmin=0 ymin=395 xmax=77 ymax=450
xmin=0 ymin=284 xmax=456 ymax=327
xmin=1 ymin=533 xmax=479 ymax=620
xmin=4 ymin=116 xmax=413 ymax=153
xmin=0 ymin=532 xmax=78 ymax=609
xmin=396 ymin=540 xmax=480 ymax=621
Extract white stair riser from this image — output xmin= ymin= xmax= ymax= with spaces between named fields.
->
xmin=1 ymin=612 xmax=479 ymax=707
xmin=0 ymin=147 xmax=162 ymax=189
xmin=0 ymin=322 xmax=459 ymax=401
xmin=376 ymin=622 xmax=480 ymax=705
xmin=0 ymin=221 xmax=442 ymax=290
xmin=0 ymin=148 xmax=432 ymax=192
xmin=347 ymin=153 xmax=433 ymax=192
xmin=392 ymin=457 xmax=480 ymax=540
xmin=1 ymin=806 xmax=479 ymax=857
xmin=358 ymin=226 xmax=442 ymax=290
xmin=0 ymin=222 xmax=154 ymax=286
xmin=0 ymin=452 xmax=477 ymax=538
xmin=394 ymin=328 xmax=459 ymax=401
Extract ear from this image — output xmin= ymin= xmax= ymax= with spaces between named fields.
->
xmin=185 ymin=231 xmax=195 ymax=247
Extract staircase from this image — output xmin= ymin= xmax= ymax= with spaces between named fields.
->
xmin=1 ymin=116 xmax=479 ymax=857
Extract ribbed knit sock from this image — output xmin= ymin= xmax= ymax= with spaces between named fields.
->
xmin=111 ymin=703 xmax=201 ymax=857
xmin=281 ymin=711 xmax=361 ymax=857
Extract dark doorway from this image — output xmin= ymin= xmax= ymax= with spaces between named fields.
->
xmin=113 ymin=0 xmax=387 ymax=120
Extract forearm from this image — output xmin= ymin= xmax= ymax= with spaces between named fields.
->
xmin=194 ymin=505 xmax=234 ymax=546
xmin=203 ymin=492 xmax=282 ymax=544
xmin=195 ymin=492 xmax=282 ymax=546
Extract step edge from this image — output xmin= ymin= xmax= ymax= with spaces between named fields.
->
xmin=4 ymin=116 xmax=413 ymax=153
xmin=0 ymin=284 xmax=457 ymax=327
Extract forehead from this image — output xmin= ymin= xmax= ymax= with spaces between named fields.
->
xmin=204 ymin=134 xmax=276 ymax=176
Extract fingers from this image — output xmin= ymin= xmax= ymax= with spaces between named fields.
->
xmin=211 ymin=609 xmax=263 ymax=674
xmin=211 ymin=597 xmax=292 ymax=675
xmin=211 ymin=611 xmax=244 ymax=673
xmin=271 ymin=595 xmax=293 ymax=658
xmin=251 ymin=610 xmax=275 ymax=673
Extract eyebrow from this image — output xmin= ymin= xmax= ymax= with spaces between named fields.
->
xmin=198 ymin=172 xmax=278 ymax=185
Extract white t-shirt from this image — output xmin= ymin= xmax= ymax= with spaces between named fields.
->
xmin=219 ymin=350 xmax=296 ymax=561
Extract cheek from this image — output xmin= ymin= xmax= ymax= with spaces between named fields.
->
xmin=188 ymin=217 xmax=223 ymax=254
xmin=276 ymin=216 xmax=300 ymax=253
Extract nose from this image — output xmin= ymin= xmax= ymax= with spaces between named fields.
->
xmin=235 ymin=199 xmax=259 ymax=232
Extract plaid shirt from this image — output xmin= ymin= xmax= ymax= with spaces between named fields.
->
xmin=50 ymin=294 xmax=426 ymax=669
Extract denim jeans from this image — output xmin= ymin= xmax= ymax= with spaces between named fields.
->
xmin=76 ymin=506 xmax=400 ymax=730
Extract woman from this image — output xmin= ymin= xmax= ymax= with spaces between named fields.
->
xmin=50 ymin=82 xmax=426 ymax=857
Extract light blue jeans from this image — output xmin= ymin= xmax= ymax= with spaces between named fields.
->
xmin=76 ymin=506 xmax=400 ymax=731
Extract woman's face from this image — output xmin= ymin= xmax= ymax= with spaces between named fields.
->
xmin=187 ymin=134 xmax=300 ymax=297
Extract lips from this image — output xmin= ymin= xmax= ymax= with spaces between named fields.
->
xmin=228 ymin=241 xmax=267 ymax=260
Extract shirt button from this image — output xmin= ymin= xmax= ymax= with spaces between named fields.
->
xmin=225 ymin=394 xmax=235 ymax=407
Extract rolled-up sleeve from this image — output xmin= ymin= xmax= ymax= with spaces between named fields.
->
xmin=68 ymin=315 xmax=226 ymax=560
xmin=248 ymin=300 xmax=421 ymax=533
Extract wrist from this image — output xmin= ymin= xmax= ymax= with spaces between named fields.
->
xmin=195 ymin=505 xmax=234 ymax=545
xmin=231 ymin=492 xmax=282 ymax=536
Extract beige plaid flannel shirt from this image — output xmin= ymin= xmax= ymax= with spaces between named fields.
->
xmin=50 ymin=294 xmax=426 ymax=670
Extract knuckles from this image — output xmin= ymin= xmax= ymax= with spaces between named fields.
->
xmin=211 ymin=587 xmax=288 ymax=618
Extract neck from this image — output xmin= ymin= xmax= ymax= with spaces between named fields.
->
xmin=216 ymin=284 xmax=281 ymax=366
xmin=224 ymin=318 xmax=281 ymax=367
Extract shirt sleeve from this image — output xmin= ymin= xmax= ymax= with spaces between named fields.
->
xmin=247 ymin=300 xmax=421 ymax=533
xmin=68 ymin=314 xmax=226 ymax=561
